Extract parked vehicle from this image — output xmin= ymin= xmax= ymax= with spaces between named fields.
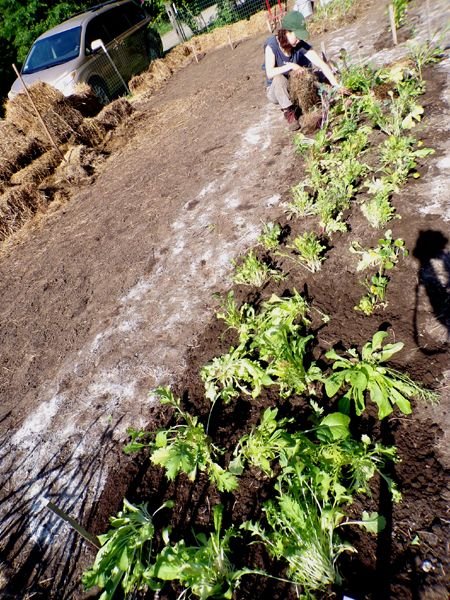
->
xmin=8 ymin=0 xmax=163 ymax=104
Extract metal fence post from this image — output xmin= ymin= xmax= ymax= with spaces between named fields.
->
xmin=165 ymin=2 xmax=187 ymax=43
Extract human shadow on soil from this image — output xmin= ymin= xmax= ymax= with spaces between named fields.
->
xmin=0 ymin=411 xmax=124 ymax=599
xmin=413 ymin=229 xmax=450 ymax=354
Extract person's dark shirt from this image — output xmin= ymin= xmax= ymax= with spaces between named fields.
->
xmin=264 ymin=35 xmax=312 ymax=84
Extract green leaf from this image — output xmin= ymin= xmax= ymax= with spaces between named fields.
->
xmin=371 ymin=330 xmax=388 ymax=351
xmin=360 ymin=511 xmax=386 ymax=533
xmin=318 ymin=413 xmax=351 ymax=441
xmin=324 ymin=374 xmax=344 ymax=398
xmin=368 ymin=380 xmax=393 ymax=419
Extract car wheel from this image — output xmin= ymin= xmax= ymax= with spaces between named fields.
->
xmin=88 ymin=77 xmax=110 ymax=106
xmin=146 ymin=26 xmax=163 ymax=60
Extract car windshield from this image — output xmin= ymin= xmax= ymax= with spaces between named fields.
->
xmin=22 ymin=27 xmax=82 ymax=74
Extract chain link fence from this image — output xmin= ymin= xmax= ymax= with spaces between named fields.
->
xmin=170 ymin=1 xmax=286 ymax=37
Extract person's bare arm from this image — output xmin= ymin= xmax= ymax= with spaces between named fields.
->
xmin=305 ymin=48 xmax=341 ymax=87
xmin=265 ymin=44 xmax=301 ymax=80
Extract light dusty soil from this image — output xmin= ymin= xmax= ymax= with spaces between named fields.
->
xmin=0 ymin=0 xmax=449 ymax=598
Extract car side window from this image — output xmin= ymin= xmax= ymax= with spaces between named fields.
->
xmin=85 ymin=15 xmax=113 ymax=53
xmin=124 ymin=2 xmax=147 ymax=26
xmin=102 ymin=6 xmax=132 ymax=39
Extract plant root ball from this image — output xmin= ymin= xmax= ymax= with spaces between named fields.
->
xmin=299 ymin=108 xmax=322 ymax=134
xmin=289 ymin=68 xmax=320 ymax=113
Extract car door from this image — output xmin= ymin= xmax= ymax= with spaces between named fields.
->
xmin=104 ymin=2 xmax=150 ymax=80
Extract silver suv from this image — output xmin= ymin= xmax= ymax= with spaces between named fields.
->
xmin=8 ymin=0 xmax=163 ymax=103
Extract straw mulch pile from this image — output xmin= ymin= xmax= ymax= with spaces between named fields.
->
xmin=0 ymin=184 xmax=45 ymax=241
xmin=0 ymin=121 xmax=44 ymax=183
xmin=66 ymin=83 xmax=103 ymax=117
xmin=79 ymin=98 xmax=134 ymax=146
xmin=53 ymin=145 xmax=105 ymax=186
xmin=5 ymin=83 xmax=84 ymax=147
xmin=10 ymin=149 xmax=62 ymax=186
xmin=0 ymin=10 xmax=269 ymax=245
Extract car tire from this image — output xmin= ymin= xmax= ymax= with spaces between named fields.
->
xmin=88 ymin=77 xmax=110 ymax=106
xmin=146 ymin=26 xmax=163 ymax=61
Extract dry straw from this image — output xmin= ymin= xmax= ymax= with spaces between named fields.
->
xmin=5 ymin=82 xmax=85 ymax=146
xmin=0 ymin=121 xmax=44 ymax=182
xmin=0 ymin=184 xmax=44 ymax=241
xmin=10 ymin=149 xmax=62 ymax=186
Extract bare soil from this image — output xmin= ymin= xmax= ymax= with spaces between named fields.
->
xmin=0 ymin=1 xmax=449 ymax=599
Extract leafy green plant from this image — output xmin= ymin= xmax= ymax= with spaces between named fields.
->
xmin=392 ymin=0 xmax=410 ymax=27
xmin=214 ymin=290 xmax=255 ymax=332
xmin=125 ymin=387 xmax=237 ymax=492
xmin=361 ymin=177 xmax=398 ymax=228
xmin=351 ymin=230 xmax=407 ymax=313
xmin=232 ymin=250 xmax=284 ymax=287
xmin=285 ymin=182 xmax=316 ymax=218
xmin=408 ymin=37 xmax=444 ymax=80
xmin=283 ymin=232 xmax=327 ymax=273
xmin=324 ymin=330 xmax=438 ymax=418
xmin=243 ymin=482 xmax=346 ymax=594
xmin=201 ymin=347 xmax=273 ymax=404
xmin=381 ymin=135 xmax=434 ymax=185
xmin=257 ymin=221 xmax=282 ymax=250
xmin=82 ymin=498 xmax=173 ymax=600
xmin=152 ymin=505 xmax=260 ymax=599
xmin=350 ymin=230 xmax=408 ymax=272
xmin=230 ymin=408 xmax=294 ymax=476
xmin=355 ymin=273 xmax=389 ymax=315
xmin=243 ymin=411 xmax=398 ymax=595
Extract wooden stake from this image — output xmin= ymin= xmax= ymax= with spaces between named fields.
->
xmin=12 ymin=64 xmax=65 ymax=161
xmin=190 ymin=43 xmax=199 ymax=63
xmin=388 ymin=4 xmax=398 ymax=46
xmin=44 ymin=498 xmax=100 ymax=549
xmin=227 ymin=29 xmax=234 ymax=50
xmin=425 ymin=0 xmax=432 ymax=41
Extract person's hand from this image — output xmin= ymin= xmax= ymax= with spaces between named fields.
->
xmin=287 ymin=62 xmax=302 ymax=72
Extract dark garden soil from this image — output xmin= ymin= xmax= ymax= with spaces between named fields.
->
xmin=0 ymin=0 xmax=448 ymax=599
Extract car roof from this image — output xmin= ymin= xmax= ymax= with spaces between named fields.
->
xmin=34 ymin=0 xmax=135 ymax=40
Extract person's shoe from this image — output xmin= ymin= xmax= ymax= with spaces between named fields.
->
xmin=283 ymin=106 xmax=300 ymax=131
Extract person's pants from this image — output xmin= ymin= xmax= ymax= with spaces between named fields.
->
xmin=266 ymin=75 xmax=292 ymax=110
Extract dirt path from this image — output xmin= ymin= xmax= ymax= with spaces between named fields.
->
xmin=0 ymin=0 xmax=449 ymax=597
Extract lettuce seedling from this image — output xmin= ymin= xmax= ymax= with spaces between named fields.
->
xmin=324 ymin=330 xmax=438 ymax=418
xmin=82 ymin=499 xmax=173 ymax=600
xmin=125 ymin=387 xmax=237 ymax=492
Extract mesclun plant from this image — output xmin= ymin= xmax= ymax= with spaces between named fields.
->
xmin=152 ymin=505 xmax=261 ymax=599
xmin=232 ymin=250 xmax=285 ymax=287
xmin=258 ymin=221 xmax=282 ymax=250
xmin=324 ymin=330 xmax=438 ymax=419
xmin=243 ymin=411 xmax=398 ymax=595
xmin=124 ymin=387 xmax=237 ymax=492
xmin=350 ymin=230 xmax=408 ymax=272
xmin=285 ymin=182 xmax=316 ymax=218
xmin=355 ymin=273 xmax=389 ymax=315
xmin=214 ymin=290 xmax=255 ymax=332
xmin=201 ymin=347 xmax=273 ymax=404
xmin=392 ymin=0 xmax=410 ymax=27
xmin=408 ymin=37 xmax=444 ymax=80
xmin=243 ymin=480 xmax=346 ymax=595
xmin=381 ymin=135 xmax=434 ymax=186
xmin=351 ymin=230 xmax=407 ymax=313
xmin=82 ymin=499 xmax=173 ymax=600
xmin=230 ymin=408 xmax=294 ymax=477
xmin=361 ymin=177 xmax=398 ymax=228
xmin=284 ymin=232 xmax=327 ymax=273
